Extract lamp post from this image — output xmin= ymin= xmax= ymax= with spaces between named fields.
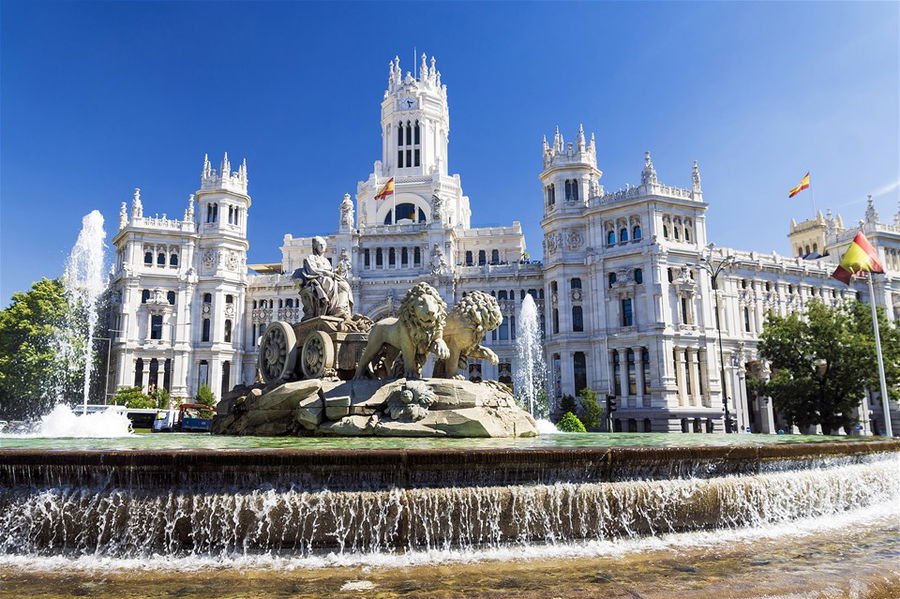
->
xmin=693 ymin=245 xmax=735 ymax=433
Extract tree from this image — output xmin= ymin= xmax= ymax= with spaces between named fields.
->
xmin=556 ymin=412 xmax=586 ymax=433
xmin=110 ymin=386 xmax=155 ymax=409
xmin=0 ymin=279 xmax=82 ymax=420
xmin=577 ymin=387 xmax=604 ymax=431
xmin=559 ymin=394 xmax=577 ymax=416
xmin=153 ymin=387 xmax=171 ymax=409
xmin=195 ymin=384 xmax=216 ymax=407
xmin=756 ymin=300 xmax=898 ymax=434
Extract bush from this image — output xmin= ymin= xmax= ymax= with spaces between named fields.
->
xmin=110 ymin=386 xmax=155 ymax=409
xmin=577 ymin=388 xmax=604 ymax=431
xmin=195 ymin=384 xmax=216 ymax=407
xmin=153 ymin=387 xmax=170 ymax=409
xmin=559 ymin=394 xmax=577 ymax=416
xmin=556 ymin=411 xmax=586 ymax=433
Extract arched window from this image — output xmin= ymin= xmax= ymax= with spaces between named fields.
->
xmin=397 ymin=121 xmax=404 ymax=145
xmin=572 ymin=305 xmax=583 ymax=332
xmin=620 ymin=228 xmax=628 ymax=242
xmin=144 ymin=251 xmax=153 ymax=265
xmin=226 ymin=294 xmax=233 ymax=304
xmin=134 ymin=358 xmax=144 ymax=388
xmin=202 ymin=318 xmax=211 ymax=342
xmin=414 ymin=247 xmax=421 ymax=265
xmin=663 ymin=225 xmax=669 ymax=238
xmin=478 ymin=250 xmax=486 ymax=265
xmin=491 ymin=249 xmax=500 ymax=264
xmin=414 ymin=120 xmax=420 ymax=145
xmin=498 ymin=290 xmax=507 ymax=300
xmin=812 ymin=243 xmax=818 ymax=254
xmin=375 ymin=248 xmax=383 ymax=267
xmin=632 ymin=225 xmax=642 ymax=240
xmin=401 ymin=247 xmax=408 ymax=266
xmin=388 ymin=247 xmax=396 ymax=266
xmin=204 ymin=293 xmax=212 ymax=304
xmin=635 ymin=268 xmax=643 ymax=284
xmin=286 ymin=299 xmax=293 ymax=308
xmin=465 ymin=251 xmax=473 ymax=266
xmin=608 ymin=272 xmax=617 ymax=288
xmin=607 ymin=230 xmax=615 ymax=245
xmin=170 ymin=253 xmax=178 ymax=266
xmin=167 ymin=291 xmax=176 ymax=305
xmin=674 ymin=227 xmax=680 ymax=240
xmin=224 ymin=319 xmax=232 ymax=343
xmin=141 ymin=289 xmax=150 ymax=303
xmin=364 ymin=249 xmax=370 ymax=267
xmin=157 ymin=252 xmax=166 ymax=266
xmin=685 ymin=228 xmax=691 ymax=242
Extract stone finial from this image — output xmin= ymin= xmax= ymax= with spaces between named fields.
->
xmin=430 ymin=55 xmax=436 ymax=77
xmin=239 ymin=158 xmax=248 ymax=183
xmin=542 ymin=135 xmax=549 ymax=152
xmin=589 ymin=132 xmax=596 ymax=153
xmin=202 ymin=153 xmax=212 ymax=179
xmin=420 ymin=52 xmax=428 ymax=80
xmin=131 ymin=187 xmax=143 ymax=218
xmin=221 ymin=152 xmax=231 ymax=177
xmin=184 ymin=194 xmax=195 ymax=222
xmin=119 ymin=202 xmax=128 ymax=230
xmin=641 ymin=151 xmax=658 ymax=186
xmin=576 ymin=124 xmax=586 ymax=150
xmin=692 ymin=160 xmax=702 ymax=193
xmin=553 ymin=126 xmax=563 ymax=152
xmin=865 ymin=194 xmax=878 ymax=224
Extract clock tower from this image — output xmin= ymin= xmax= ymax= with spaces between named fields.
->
xmin=381 ymin=53 xmax=450 ymax=178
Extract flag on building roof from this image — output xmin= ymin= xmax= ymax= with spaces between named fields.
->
xmin=374 ymin=178 xmax=395 ymax=200
xmin=788 ymin=172 xmax=810 ymax=198
xmin=831 ymin=231 xmax=884 ymax=285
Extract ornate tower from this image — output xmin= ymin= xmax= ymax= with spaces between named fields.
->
xmin=539 ymin=125 xmax=601 ymax=217
xmin=381 ymin=53 xmax=450 ymax=178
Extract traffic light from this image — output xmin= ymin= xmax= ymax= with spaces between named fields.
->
xmin=605 ymin=394 xmax=618 ymax=413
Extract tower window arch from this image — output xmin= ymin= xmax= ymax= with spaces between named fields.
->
xmin=144 ymin=251 xmax=153 ymax=265
xmin=413 ymin=246 xmax=421 ymax=266
xmin=157 ymin=252 xmax=166 ymax=266
xmin=491 ymin=249 xmax=500 ymax=264
xmin=478 ymin=250 xmax=486 ymax=265
xmin=632 ymin=225 xmax=642 ymax=240
xmin=619 ymin=228 xmax=628 ymax=242
xmin=465 ymin=251 xmax=473 ymax=266
xmin=607 ymin=230 xmax=616 ymax=245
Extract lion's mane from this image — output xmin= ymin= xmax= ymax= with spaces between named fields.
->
xmin=399 ymin=282 xmax=447 ymax=353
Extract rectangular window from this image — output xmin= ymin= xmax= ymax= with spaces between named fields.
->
xmin=364 ymin=249 xmax=370 ymax=268
xmin=414 ymin=149 xmax=420 ymax=167
xmin=397 ymin=150 xmax=404 ymax=168
xmin=627 ymin=350 xmax=636 ymax=395
xmin=612 ymin=351 xmax=621 ymax=396
xmin=681 ymin=297 xmax=689 ymax=324
xmin=202 ymin=318 xmax=210 ymax=342
xmin=150 ymin=314 xmax=163 ymax=340
xmin=552 ymin=309 xmax=559 ymax=334
xmin=744 ymin=307 xmax=751 ymax=332
xmin=622 ymin=299 xmax=633 ymax=327
xmin=642 ymin=349 xmax=651 ymax=394
xmin=406 ymin=149 xmax=412 ymax=167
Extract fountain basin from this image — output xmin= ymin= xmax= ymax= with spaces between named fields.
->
xmin=0 ymin=440 xmax=897 ymax=560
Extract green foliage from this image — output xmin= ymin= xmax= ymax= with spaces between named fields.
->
xmin=556 ymin=411 xmax=586 ymax=433
xmin=110 ymin=386 xmax=155 ymax=409
xmin=195 ymin=384 xmax=216 ymax=407
xmin=559 ymin=394 xmax=577 ymax=416
xmin=756 ymin=300 xmax=899 ymax=433
xmin=0 ymin=278 xmax=82 ymax=419
xmin=153 ymin=387 xmax=171 ymax=409
xmin=577 ymin=387 xmax=604 ymax=431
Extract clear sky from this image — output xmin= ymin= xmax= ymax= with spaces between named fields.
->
xmin=2 ymin=1 xmax=898 ymax=302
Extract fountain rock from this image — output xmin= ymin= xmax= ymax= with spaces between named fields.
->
xmin=212 ymin=378 xmax=538 ymax=438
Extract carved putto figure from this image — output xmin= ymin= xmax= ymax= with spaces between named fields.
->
xmin=432 ymin=291 xmax=503 ymax=378
xmin=292 ymin=236 xmax=354 ymax=321
xmin=354 ymin=282 xmax=450 ymax=380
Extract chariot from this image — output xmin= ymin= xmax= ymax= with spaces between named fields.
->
xmin=257 ymin=316 xmax=371 ymax=383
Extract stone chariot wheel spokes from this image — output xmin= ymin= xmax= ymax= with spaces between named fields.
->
xmin=258 ymin=321 xmax=297 ymax=383
xmin=301 ymin=330 xmax=336 ymax=379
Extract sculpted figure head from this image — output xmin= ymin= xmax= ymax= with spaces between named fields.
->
xmin=311 ymin=236 xmax=327 ymax=256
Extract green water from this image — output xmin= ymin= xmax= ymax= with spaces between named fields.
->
xmin=0 ymin=432 xmax=863 ymax=451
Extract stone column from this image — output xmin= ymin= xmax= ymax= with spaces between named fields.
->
xmin=618 ymin=347 xmax=630 ymax=405
xmin=674 ymin=347 xmax=686 ymax=407
xmin=698 ymin=348 xmax=710 ymax=408
xmin=687 ymin=348 xmax=700 ymax=407
xmin=634 ymin=346 xmax=645 ymax=407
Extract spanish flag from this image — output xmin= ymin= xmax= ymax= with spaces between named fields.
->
xmin=831 ymin=232 xmax=884 ymax=285
xmin=788 ymin=172 xmax=810 ymax=198
xmin=374 ymin=178 xmax=395 ymax=200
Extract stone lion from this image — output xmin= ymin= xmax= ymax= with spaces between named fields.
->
xmin=354 ymin=282 xmax=451 ymax=380
xmin=432 ymin=291 xmax=503 ymax=379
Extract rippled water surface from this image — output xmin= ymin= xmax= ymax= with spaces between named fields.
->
xmin=0 ymin=431 xmax=865 ymax=451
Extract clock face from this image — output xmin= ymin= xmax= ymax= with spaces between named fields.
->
xmin=401 ymin=97 xmax=416 ymax=110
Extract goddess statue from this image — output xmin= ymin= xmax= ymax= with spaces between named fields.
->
xmin=292 ymin=236 xmax=354 ymax=320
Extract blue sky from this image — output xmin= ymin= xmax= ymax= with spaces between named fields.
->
xmin=2 ymin=1 xmax=898 ymax=301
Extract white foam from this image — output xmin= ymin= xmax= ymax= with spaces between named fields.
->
xmin=535 ymin=419 xmax=559 ymax=434
xmin=8 ymin=404 xmax=132 ymax=438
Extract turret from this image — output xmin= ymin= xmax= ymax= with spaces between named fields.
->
xmin=539 ymin=125 xmax=602 ymax=215
xmin=196 ymin=153 xmax=251 ymax=241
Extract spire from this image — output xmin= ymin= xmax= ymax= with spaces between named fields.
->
xmin=184 ymin=194 xmax=195 ymax=222
xmin=865 ymin=194 xmax=878 ymax=224
xmin=895 ymin=199 xmax=900 ymax=227
xmin=221 ymin=152 xmax=231 ymax=177
xmin=202 ymin=153 xmax=212 ymax=179
xmin=131 ymin=187 xmax=143 ymax=219
xmin=119 ymin=202 xmax=128 ymax=230
xmin=430 ymin=55 xmax=436 ymax=77
xmin=553 ymin=126 xmax=563 ymax=152
xmin=641 ymin=151 xmax=658 ymax=186
xmin=542 ymin=135 xmax=549 ymax=152
xmin=576 ymin=124 xmax=586 ymax=151
xmin=691 ymin=160 xmax=702 ymax=193
xmin=239 ymin=158 xmax=248 ymax=183
xmin=589 ymin=132 xmax=596 ymax=153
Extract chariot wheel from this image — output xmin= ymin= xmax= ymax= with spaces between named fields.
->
xmin=301 ymin=330 xmax=336 ymax=379
xmin=258 ymin=321 xmax=297 ymax=383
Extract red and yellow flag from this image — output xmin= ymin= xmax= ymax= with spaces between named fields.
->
xmin=374 ymin=178 xmax=395 ymax=200
xmin=788 ymin=172 xmax=810 ymax=198
xmin=831 ymin=232 xmax=884 ymax=285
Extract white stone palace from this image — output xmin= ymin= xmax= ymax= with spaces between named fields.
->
xmin=107 ymin=55 xmax=900 ymax=435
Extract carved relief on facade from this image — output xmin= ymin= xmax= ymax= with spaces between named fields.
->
xmin=565 ymin=229 xmax=584 ymax=251
xmin=202 ymin=249 xmax=218 ymax=272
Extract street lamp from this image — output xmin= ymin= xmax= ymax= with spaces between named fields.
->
xmin=692 ymin=244 xmax=735 ymax=433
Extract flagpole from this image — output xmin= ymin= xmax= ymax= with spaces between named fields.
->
xmin=866 ymin=273 xmax=893 ymax=437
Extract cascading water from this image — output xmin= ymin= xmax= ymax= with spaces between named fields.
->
xmin=513 ymin=294 xmax=549 ymax=420
xmin=61 ymin=210 xmax=107 ymax=415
